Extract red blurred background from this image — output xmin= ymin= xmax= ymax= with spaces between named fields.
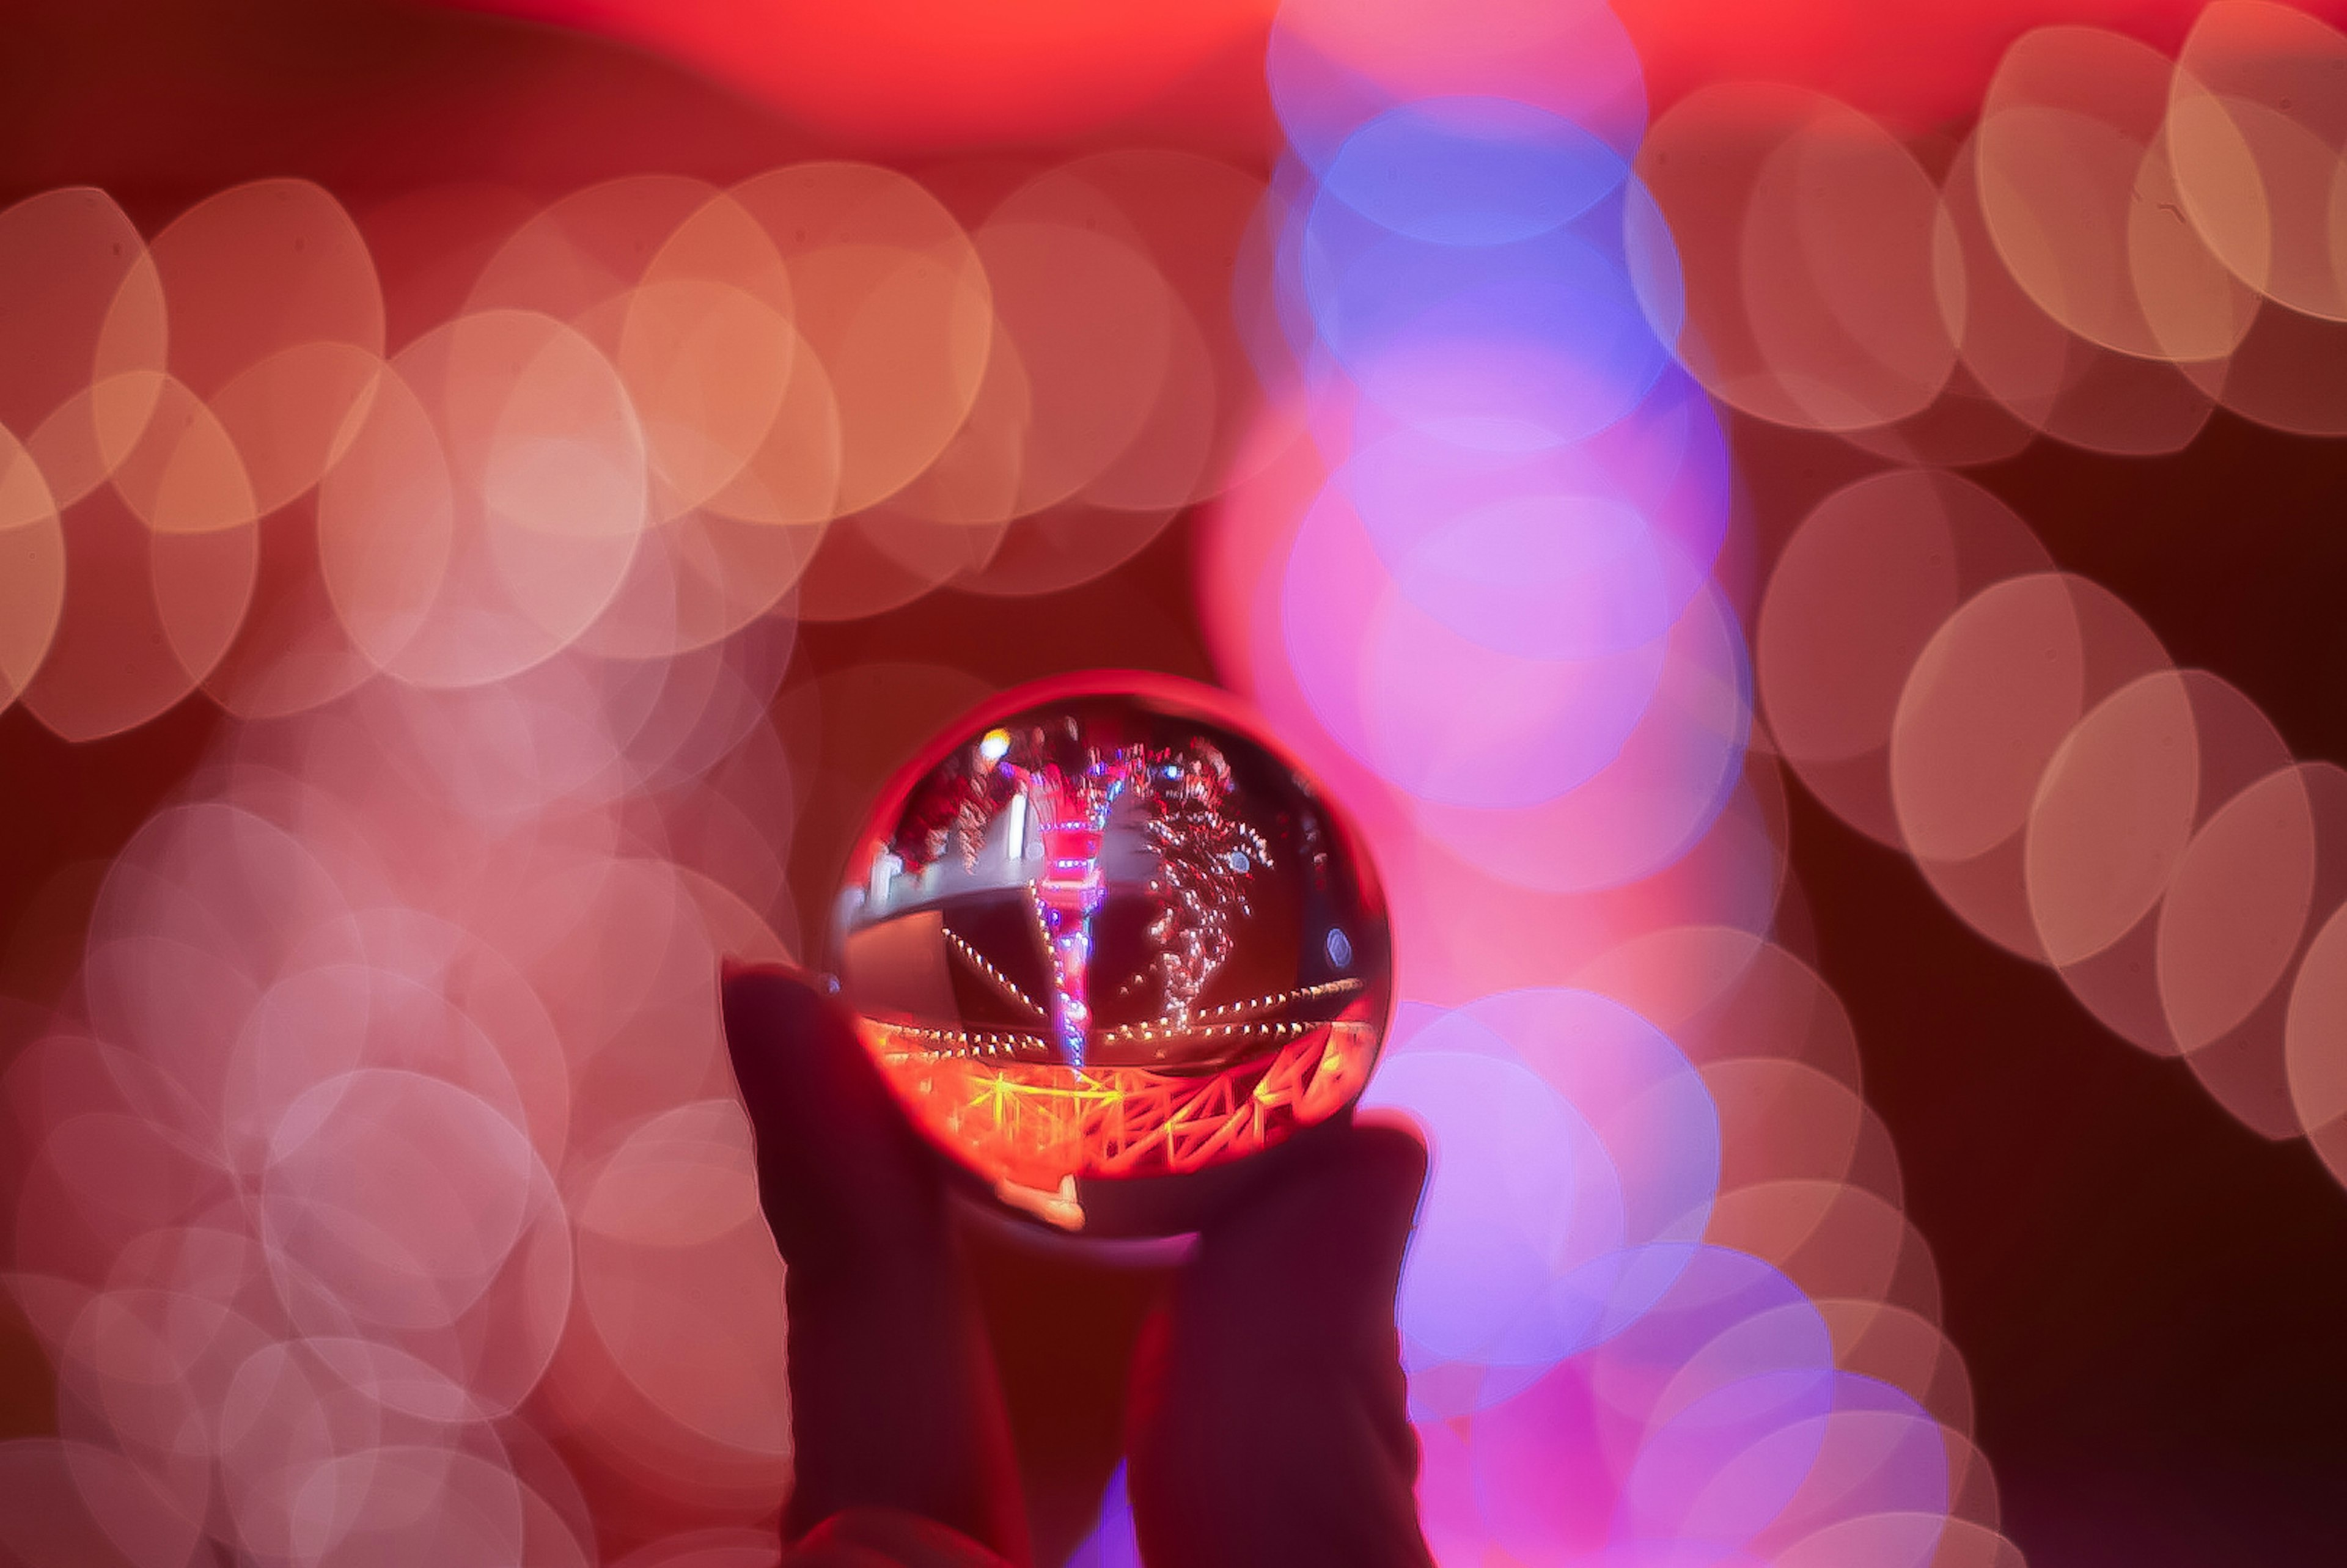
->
xmin=3 ymin=1 xmax=2345 ymax=1563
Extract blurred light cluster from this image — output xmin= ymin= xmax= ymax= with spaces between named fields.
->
xmin=0 ymin=148 xmax=1280 ymax=1564
xmin=1158 ymin=1 xmax=2027 ymax=1565
xmin=1761 ymin=438 xmax=2347 ymax=1185
xmin=1722 ymin=6 xmax=2347 ymax=1193
xmin=2 ymin=636 xmax=812 ymax=1563
xmin=1645 ymin=1 xmax=2347 ymax=458
xmin=0 ymin=153 xmax=1274 ymax=743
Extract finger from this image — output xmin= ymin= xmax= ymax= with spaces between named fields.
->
xmin=721 ymin=960 xmax=939 ymax=1274
xmin=1125 ymin=1118 xmax=1434 ymax=1568
xmin=721 ymin=961 xmax=1031 ymax=1562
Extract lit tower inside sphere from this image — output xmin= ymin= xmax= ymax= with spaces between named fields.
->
xmin=834 ymin=673 xmax=1392 ymax=1236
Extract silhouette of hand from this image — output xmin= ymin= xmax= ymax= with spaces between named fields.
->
xmin=721 ymin=962 xmax=1434 ymax=1568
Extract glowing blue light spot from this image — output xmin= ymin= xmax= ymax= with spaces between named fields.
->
xmin=1227 ymin=850 xmax=1252 ymax=873
xmin=1324 ymin=97 xmax=1628 ymax=247
xmin=1326 ymin=928 xmax=1353 ymax=969
xmin=1297 ymin=207 xmax=1670 ymax=443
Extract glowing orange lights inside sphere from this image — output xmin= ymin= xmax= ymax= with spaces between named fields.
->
xmin=835 ymin=672 xmax=1392 ymax=1235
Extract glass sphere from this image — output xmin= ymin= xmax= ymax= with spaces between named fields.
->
xmin=833 ymin=672 xmax=1392 ymax=1236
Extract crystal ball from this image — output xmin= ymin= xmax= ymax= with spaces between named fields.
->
xmin=833 ymin=672 xmax=1392 ymax=1236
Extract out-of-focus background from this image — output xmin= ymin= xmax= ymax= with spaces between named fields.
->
xmin=4 ymin=2 xmax=2347 ymax=1565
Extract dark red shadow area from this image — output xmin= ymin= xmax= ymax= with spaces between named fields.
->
xmin=1735 ymin=408 xmax=2347 ymax=1567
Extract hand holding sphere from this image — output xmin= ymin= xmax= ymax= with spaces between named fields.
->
xmin=720 ymin=676 xmax=1434 ymax=1566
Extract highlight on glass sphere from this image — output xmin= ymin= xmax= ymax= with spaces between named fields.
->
xmin=832 ymin=672 xmax=1392 ymax=1235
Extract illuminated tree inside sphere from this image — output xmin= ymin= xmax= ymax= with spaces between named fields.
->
xmin=834 ymin=673 xmax=1393 ymax=1236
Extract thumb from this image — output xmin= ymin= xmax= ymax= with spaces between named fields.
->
xmin=1125 ymin=1117 xmax=1434 ymax=1568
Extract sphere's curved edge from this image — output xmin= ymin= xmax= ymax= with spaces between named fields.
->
xmin=831 ymin=669 xmax=1395 ymax=1237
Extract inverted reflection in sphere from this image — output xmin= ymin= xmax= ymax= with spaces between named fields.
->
xmin=835 ymin=673 xmax=1392 ymax=1235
